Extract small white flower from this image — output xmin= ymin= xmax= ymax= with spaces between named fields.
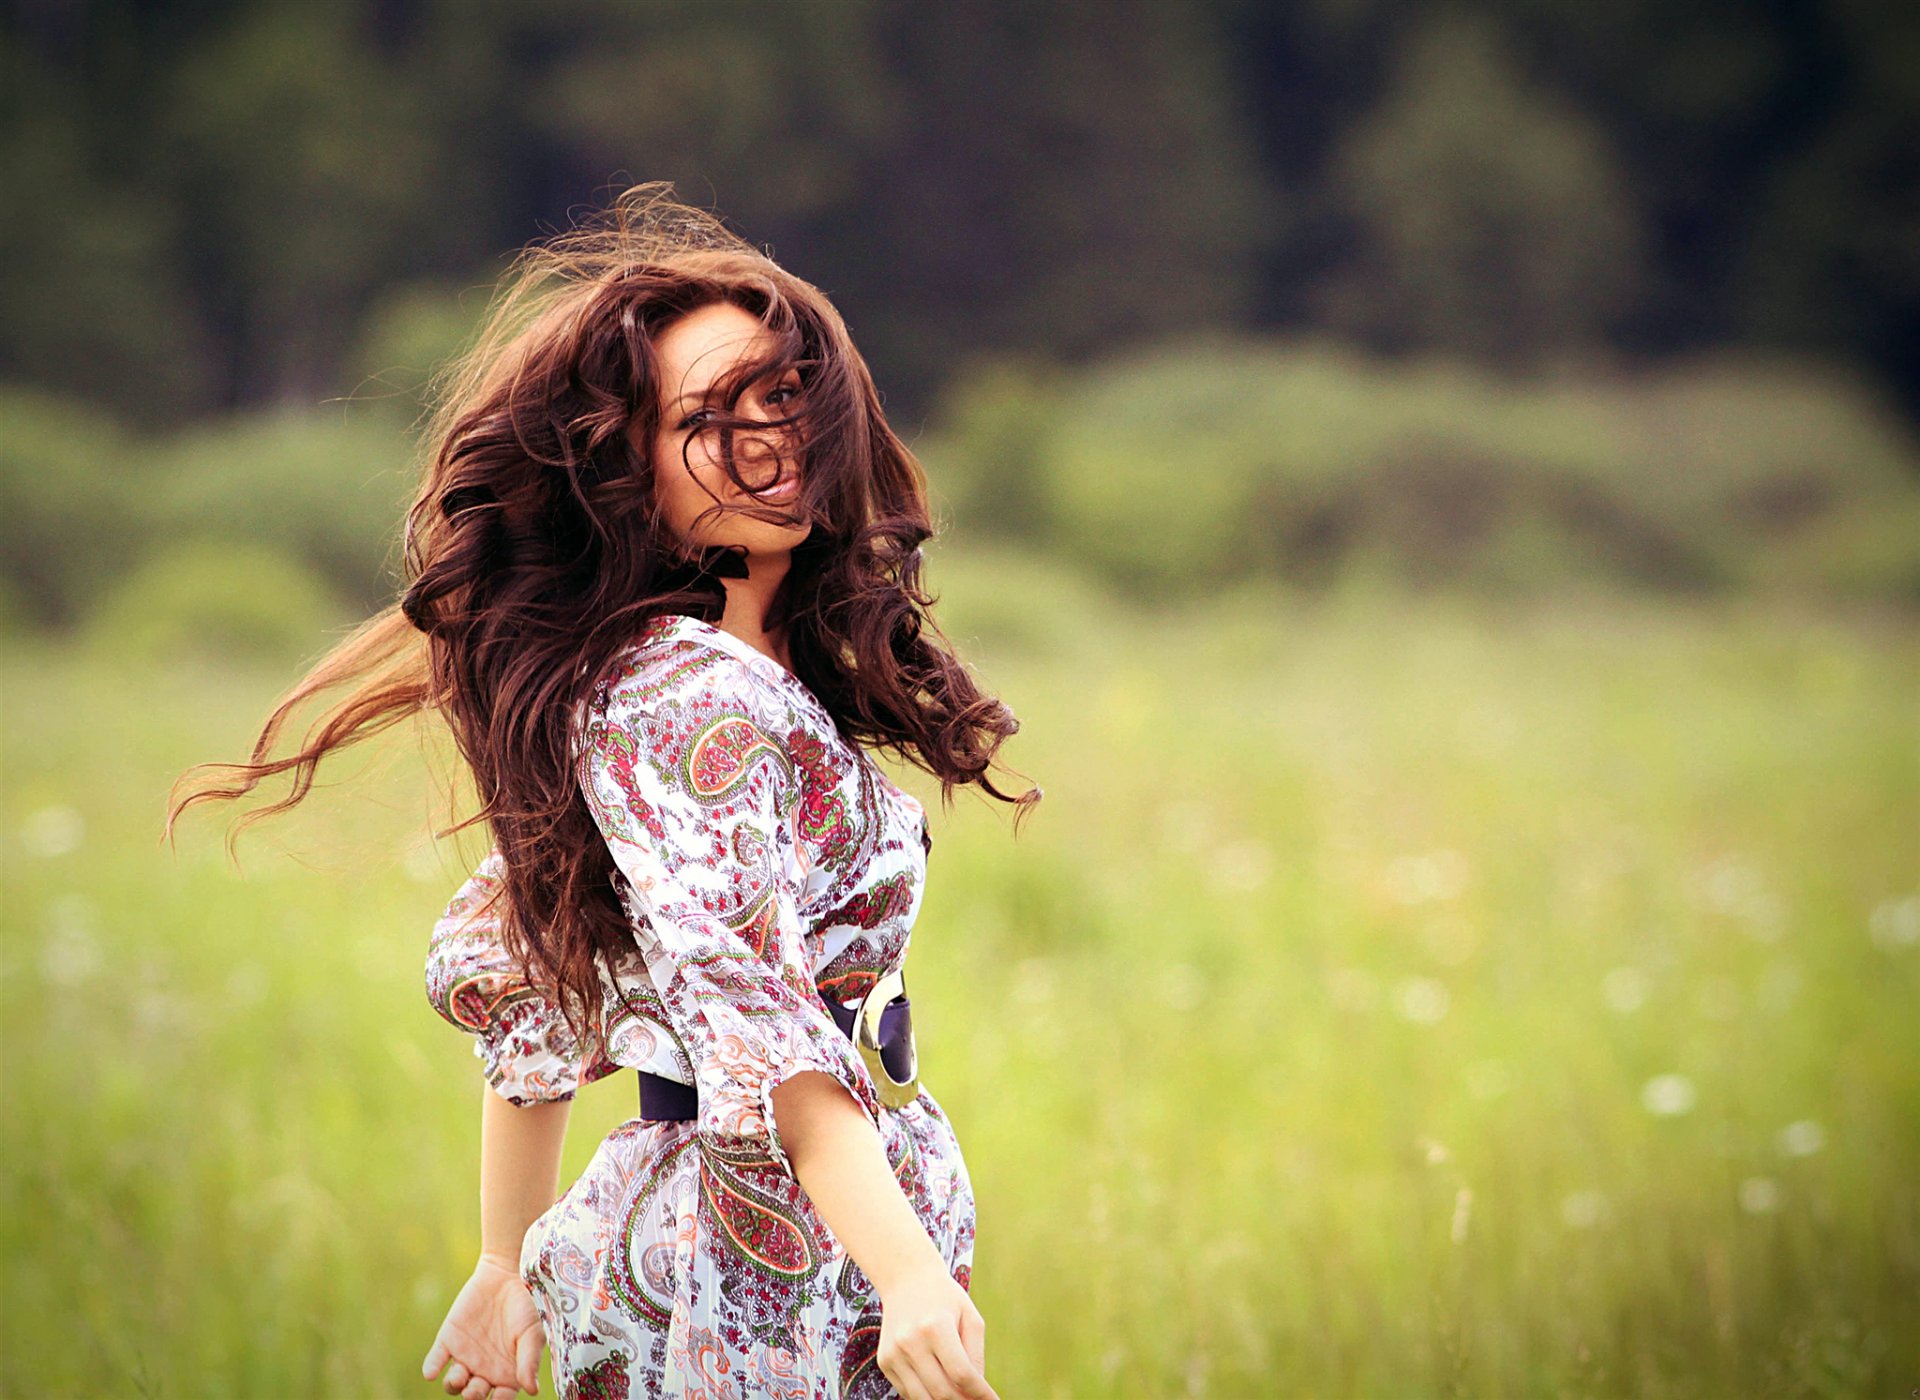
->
xmin=1465 ymin=1059 xmax=1510 ymax=1100
xmin=39 ymin=894 xmax=101 ymax=986
xmin=1214 ymin=839 xmax=1273 ymax=893
xmin=1777 ymin=1120 xmax=1826 ymax=1157
xmin=133 ymin=988 xmax=185 ymax=1035
xmin=1011 ymin=958 xmax=1055 ymax=1005
xmin=402 ymin=842 xmax=447 ymax=884
xmin=1601 ymin=966 xmax=1648 ymax=1014
xmin=1395 ymin=977 xmax=1450 ymax=1025
xmin=20 ymin=805 xmax=85 ymax=858
xmin=1163 ymin=962 xmax=1205 ymax=1013
xmin=1869 ymin=895 xmax=1920 ymax=950
xmin=1756 ymin=960 xmax=1803 ymax=1013
xmin=1450 ymin=1186 xmax=1474 ymax=1244
xmin=1641 ymin=1073 xmax=1698 ymax=1117
xmin=1740 ymin=890 xmax=1787 ymax=942
xmin=1326 ymin=967 xmax=1379 ymax=1013
xmin=1698 ymin=856 xmax=1761 ymax=915
xmin=226 ymin=961 xmax=270 ymax=1006
xmin=1385 ymin=850 xmax=1470 ymax=905
xmin=1157 ymin=800 xmax=1211 ymax=854
xmin=1561 ymin=1190 xmax=1608 ymax=1229
xmin=1738 ymin=1177 xmax=1783 ymax=1214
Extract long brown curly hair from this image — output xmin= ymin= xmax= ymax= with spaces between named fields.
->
xmin=164 ymin=182 xmax=1038 ymax=1047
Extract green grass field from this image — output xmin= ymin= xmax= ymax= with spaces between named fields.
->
xmin=3 ymin=588 xmax=1915 ymax=1398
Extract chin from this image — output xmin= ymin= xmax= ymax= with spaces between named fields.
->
xmin=700 ymin=522 xmax=813 ymax=557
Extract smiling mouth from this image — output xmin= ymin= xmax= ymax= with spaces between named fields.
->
xmin=744 ymin=474 xmax=801 ymax=502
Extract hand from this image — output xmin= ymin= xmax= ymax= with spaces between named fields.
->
xmin=877 ymin=1263 xmax=998 ymax=1400
xmin=421 ymin=1254 xmax=545 ymax=1399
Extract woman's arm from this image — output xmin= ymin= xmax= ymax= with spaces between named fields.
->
xmin=479 ymin=1088 xmax=572 ymax=1266
xmin=423 ymin=1088 xmax=571 ymax=1399
xmin=771 ymin=1072 xmax=997 ymax=1400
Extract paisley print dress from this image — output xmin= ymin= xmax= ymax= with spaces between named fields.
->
xmin=423 ymin=612 xmax=976 ymax=1400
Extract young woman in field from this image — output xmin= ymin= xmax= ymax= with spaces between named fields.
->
xmin=167 ymin=183 xmax=1035 ymax=1399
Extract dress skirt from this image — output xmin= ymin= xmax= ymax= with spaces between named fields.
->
xmin=520 ymin=1089 xmax=976 ymax=1400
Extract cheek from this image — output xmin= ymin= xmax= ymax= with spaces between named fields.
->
xmin=652 ymin=438 xmax=711 ymax=531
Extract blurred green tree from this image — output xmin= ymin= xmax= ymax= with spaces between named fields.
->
xmin=159 ymin=7 xmax=439 ymax=404
xmin=0 ymin=44 xmax=213 ymax=419
xmin=1316 ymin=12 xmax=1644 ymax=370
xmin=1738 ymin=0 xmax=1919 ymax=386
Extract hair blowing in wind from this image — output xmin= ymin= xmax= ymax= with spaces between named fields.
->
xmin=164 ymin=182 xmax=1039 ymax=1046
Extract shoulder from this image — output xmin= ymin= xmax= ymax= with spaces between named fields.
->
xmin=578 ymin=620 xmax=802 ymax=785
xmin=591 ymin=628 xmax=773 ymax=733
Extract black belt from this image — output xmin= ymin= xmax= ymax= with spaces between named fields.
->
xmin=637 ymin=982 xmax=918 ymax=1121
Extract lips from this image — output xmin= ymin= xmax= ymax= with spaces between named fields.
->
xmin=746 ymin=474 xmax=801 ymax=502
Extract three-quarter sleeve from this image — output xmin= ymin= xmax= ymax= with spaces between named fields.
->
xmin=576 ymin=645 xmax=883 ymax=1180
xmin=424 ymin=846 xmax=616 ymax=1106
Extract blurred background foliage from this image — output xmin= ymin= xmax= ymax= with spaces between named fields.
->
xmin=3 ymin=0 xmax=1918 ymax=642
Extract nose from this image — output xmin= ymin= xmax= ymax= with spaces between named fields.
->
xmin=726 ymin=432 xmax=794 ymax=496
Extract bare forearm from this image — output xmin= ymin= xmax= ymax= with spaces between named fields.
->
xmin=770 ymin=1071 xmax=946 ymax=1296
xmin=478 ymin=1084 xmax=572 ymax=1267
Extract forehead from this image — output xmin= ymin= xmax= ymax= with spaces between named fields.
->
xmin=654 ymin=302 xmax=778 ymax=400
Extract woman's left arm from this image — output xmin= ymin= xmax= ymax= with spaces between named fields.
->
xmin=771 ymin=1072 xmax=997 ymax=1400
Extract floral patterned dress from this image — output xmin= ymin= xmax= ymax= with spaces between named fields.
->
xmin=424 ymin=612 xmax=976 ymax=1400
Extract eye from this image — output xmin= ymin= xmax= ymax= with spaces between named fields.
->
xmin=677 ymin=407 xmax=716 ymax=432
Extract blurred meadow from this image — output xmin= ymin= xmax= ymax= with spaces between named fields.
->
xmin=5 ymin=580 xmax=1916 ymax=1397
xmin=5 ymin=2 xmax=1920 ymax=1397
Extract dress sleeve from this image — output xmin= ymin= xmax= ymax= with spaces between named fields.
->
xmin=576 ymin=646 xmax=883 ymax=1180
xmin=423 ymin=846 xmax=617 ymax=1106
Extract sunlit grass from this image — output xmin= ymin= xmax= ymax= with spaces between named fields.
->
xmin=3 ymin=587 xmax=1915 ymax=1397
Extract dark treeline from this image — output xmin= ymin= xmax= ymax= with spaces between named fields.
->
xmin=3 ymin=0 xmax=1914 ymax=427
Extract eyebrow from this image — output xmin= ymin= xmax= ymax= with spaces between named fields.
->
xmin=670 ymin=370 xmax=801 ymax=415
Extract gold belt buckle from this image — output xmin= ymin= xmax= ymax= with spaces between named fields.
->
xmin=855 ymin=966 xmax=920 ymax=1109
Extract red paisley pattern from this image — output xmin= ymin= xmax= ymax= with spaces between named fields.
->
xmin=425 ymin=613 xmax=974 ymax=1398
xmin=686 ymin=715 xmax=790 ymax=801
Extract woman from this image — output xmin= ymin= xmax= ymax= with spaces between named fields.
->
xmin=166 ymin=183 xmax=1036 ymax=1400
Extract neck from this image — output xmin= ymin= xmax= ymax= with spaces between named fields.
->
xmin=715 ymin=549 xmax=794 ymax=669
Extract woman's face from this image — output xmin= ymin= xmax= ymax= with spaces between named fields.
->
xmin=640 ymin=300 xmax=811 ymax=560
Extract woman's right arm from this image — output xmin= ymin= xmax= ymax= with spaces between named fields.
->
xmin=422 ymin=1086 xmax=568 ymax=1399
xmin=479 ymin=1087 xmax=571 ymax=1270
xmin=423 ymin=854 xmax=586 ymax=1398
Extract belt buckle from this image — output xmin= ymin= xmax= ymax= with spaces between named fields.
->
xmin=855 ymin=966 xmax=920 ymax=1109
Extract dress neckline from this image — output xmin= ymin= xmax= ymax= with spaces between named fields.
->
xmin=649 ymin=614 xmax=926 ymax=824
xmin=650 ymin=613 xmax=833 ymax=724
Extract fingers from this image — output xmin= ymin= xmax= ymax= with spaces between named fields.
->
xmin=885 ymin=1319 xmax=997 ymax=1400
xmin=882 ymin=1346 xmax=938 ymax=1400
xmin=426 ymin=1352 xmax=521 ymax=1400
xmin=957 ymin=1303 xmax=988 ymax=1376
xmin=422 ymin=1341 xmax=450 ymax=1380
xmin=515 ymin=1321 xmax=544 ymax=1394
xmin=929 ymin=1318 xmax=999 ymax=1400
